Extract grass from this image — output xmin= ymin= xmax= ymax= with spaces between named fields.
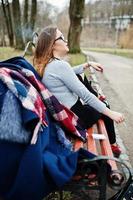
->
xmin=0 ymin=47 xmax=23 ymax=60
xmin=0 ymin=47 xmax=87 ymax=67
xmin=1 ymin=46 xmax=133 ymax=64
xmin=83 ymin=47 xmax=133 ymax=59
xmin=68 ymin=53 xmax=87 ymax=66
xmin=0 ymin=47 xmax=33 ymax=63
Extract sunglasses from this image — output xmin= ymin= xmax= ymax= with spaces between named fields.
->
xmin=54 ymin=35 xmax=67 ymax=42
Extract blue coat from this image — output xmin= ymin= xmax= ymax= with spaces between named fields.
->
xmin=0 ymin=57 xmax=95 ymax=200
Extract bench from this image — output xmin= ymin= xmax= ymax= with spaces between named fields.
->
xmin=58 ymin=119 xmax=128 ymax=200
xmin=56 ymin=69 xmax=126 ymax=200
xmin=74 ymin=119 xmax=117 ymax=171
xmin=73 ymin=119 xmax=118 ymax=200
xmin=69 ymin=71 xmax=119 ymax=199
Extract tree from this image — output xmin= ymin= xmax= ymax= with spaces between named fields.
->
xmin=0 ymin=5 xmax=6 ymax=46
xmin=35 ymin=1 xmax=53 ymax=28
xmin=68 ymin=0 xmax=85 ymax=53
xmin=112 ymin=0 xmax=133 ymax=46
xmin=23 ymin=0 xmax=30 ymax=43
xmin=23 ymin=0 xmax=29 ymax=30
xmin=23 ymin=0 xmax=37 ymax=44
xmin=113 ymin=0 xmax=133 ymax=17
xmin=30 ymin=0 xmax=37 ymax=32
xmin=1 ymin=0 xmax=14 ymax=46
xmin=12 ymin=0 xmax=25 ymax=49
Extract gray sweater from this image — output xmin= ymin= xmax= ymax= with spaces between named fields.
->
xmin=42 ymin=59 xmax=106 ymax=113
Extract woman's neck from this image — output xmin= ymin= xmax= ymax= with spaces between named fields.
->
xmin=53 ymin=52 xmax=65 ymax=60
xmin=53 ymin=55 xmax=61 ymax=60
xmin=53 ymin=57 xmax=61 ymax=60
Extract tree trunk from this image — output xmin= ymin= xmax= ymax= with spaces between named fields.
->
xmin=23 ymin=0 xmax=29 ymax=28
xmin=0 ymin=23 xmax=6 ymax=46
xmin=68 ymin=0 xmax=85 ymax=53
xmin=23 ymin=0 xmax=30 ymax=43
xmin=1 ymin=0 xmax=14 ymax=46
xmin=30 ymin=0 xmax=37 ymax=32
xmin=23 ymin=0 xmax=37 ymax=54
xmin=12 ymin=0 xmax=24 ymax=49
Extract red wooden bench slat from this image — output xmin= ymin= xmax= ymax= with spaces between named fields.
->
xmin=97 ymin=119 xmax=118 ymax=170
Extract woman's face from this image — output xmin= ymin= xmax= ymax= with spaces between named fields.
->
xmin=53 ymin=29 xmax=69 ymax=56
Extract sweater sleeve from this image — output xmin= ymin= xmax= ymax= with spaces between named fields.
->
xmin=58 ymin=61 xmax=106 ymax=113
xmin=72 ymin=64 xmax=84 ymax=74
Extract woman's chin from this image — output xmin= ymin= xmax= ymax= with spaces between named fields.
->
xmin=61 ymin=47 xmax=69 ymax=56
xmin=66 ymin=47 xmax=69 ymax=53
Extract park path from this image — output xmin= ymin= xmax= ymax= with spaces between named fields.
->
xmin=84 ymin=51 xmax=133 ymax=166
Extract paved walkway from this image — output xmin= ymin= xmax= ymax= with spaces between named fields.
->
xmin=83 ymin=50 xmax=133 ymax=172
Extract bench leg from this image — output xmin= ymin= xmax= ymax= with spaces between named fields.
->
xmin=99 ymin=160 xmax=108 ymax=200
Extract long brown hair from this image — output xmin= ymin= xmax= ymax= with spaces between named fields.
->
xmin=33 ymin=26 xmax=57 ymax=77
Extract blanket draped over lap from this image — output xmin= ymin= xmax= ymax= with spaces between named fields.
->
xmin=0 ymin=57 xmax=96 ymax=200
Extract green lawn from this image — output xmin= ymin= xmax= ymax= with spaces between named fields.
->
xmin=68 ymin=53 xmax=87 ymax=66
xmin=0 ymin=47 xmax=32 ymax=63
xmin=0 ymin=47 xmax=87 ymax=66
xmin=0 ymin=47 xmax=23 ymax=60
xmin=83 ymin=47 xmax=133 ymax=59
xmin=1 ymin=46 xmax=132 ymax=64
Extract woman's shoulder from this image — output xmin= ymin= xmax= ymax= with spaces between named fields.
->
xmin=48 ymin=59 xmax=70 ymax=67
xmin=46 ymin=59 xmax=71 ymax=73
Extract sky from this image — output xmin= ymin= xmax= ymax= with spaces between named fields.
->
xmin=46 ymin=0 xmax=69 ymax=9
xmin=45 ymin=0 xmax=69 ymax=12
xmin=45 ymin=0 xmax=96 ymax=13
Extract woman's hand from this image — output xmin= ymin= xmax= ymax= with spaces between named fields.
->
xmin=88 ymin=61 xmax=103 ymax=72
xmin=103 ymin=108 xmax=125 ymax=123
xmin=110 ymin=111 xmax=125 ymax=123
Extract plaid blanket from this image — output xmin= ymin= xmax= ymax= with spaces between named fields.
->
xmin=0 ymin=67 xmax=87 ymax=144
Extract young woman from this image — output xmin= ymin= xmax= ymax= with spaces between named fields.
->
xmin=33 ymin=26 xmax=125 ymax=156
